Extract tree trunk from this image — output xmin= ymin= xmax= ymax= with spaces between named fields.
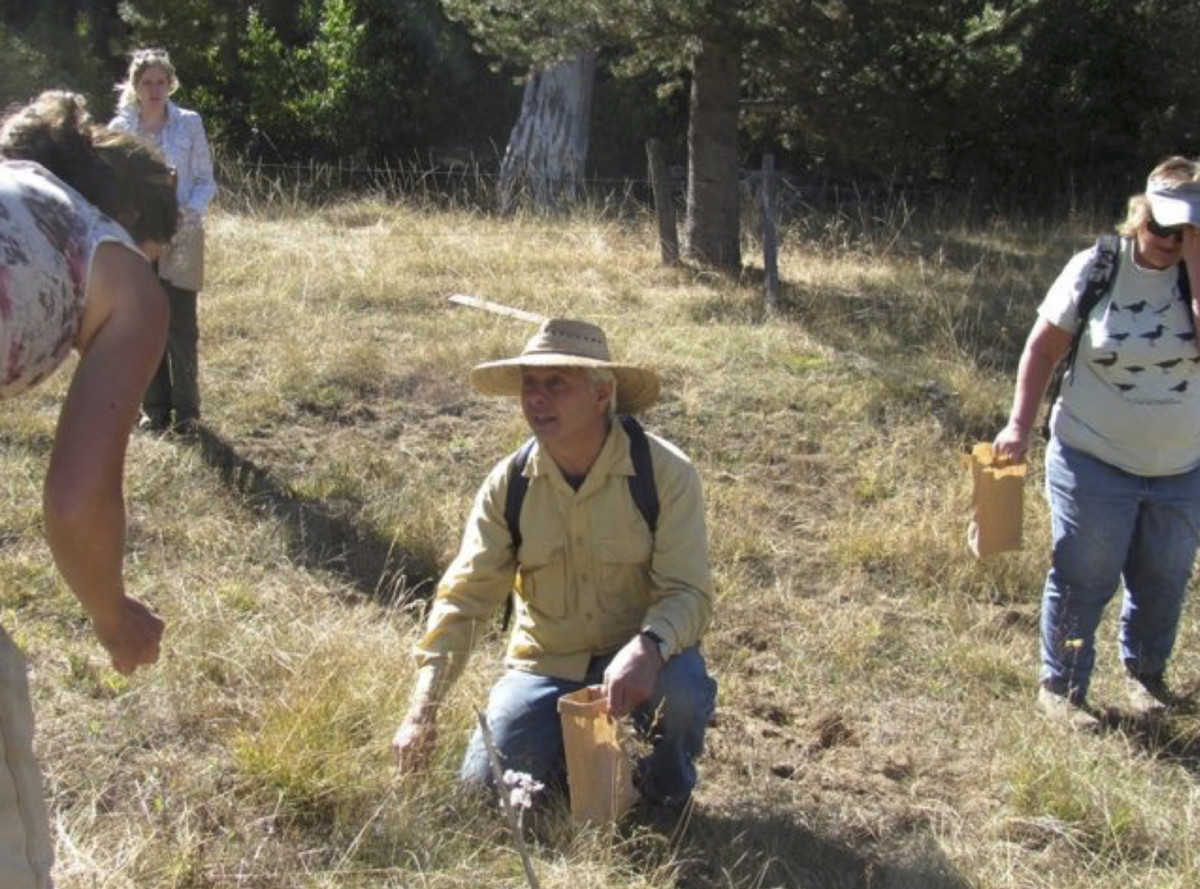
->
xmin=498 ymin=50 xmax=597 ymax=213
xmin=684 ymin=37 xmax=742 ymax=271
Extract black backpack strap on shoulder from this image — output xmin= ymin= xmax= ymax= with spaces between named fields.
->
xmin=500 ymin=437 xmax=536 ymax=630
xmin=1041 ymin=235 xmax=1121 ymax=440
xmin=619 ymin=414 xmax=659 ymax=533
xmin=505 ymin=437 xmax=536 ymax=553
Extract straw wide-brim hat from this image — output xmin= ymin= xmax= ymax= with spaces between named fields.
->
xmin=469 ymin=318 xmax=660 ymax=414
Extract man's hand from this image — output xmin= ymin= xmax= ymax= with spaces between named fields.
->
xmin=392 ymin=707 xmax=439 ymax=773
xmin=90 ymin=595 xmax=164 ymax=676
xmin=602 ymin=633 xmax=663 ymax=718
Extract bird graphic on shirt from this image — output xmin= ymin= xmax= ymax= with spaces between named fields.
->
xmin=1092 ymin=352 xmax=1119 ymax=367
xmin=1122 ymin=301 xmax=1149 ymax=316
xmin=1154 ymin=301 xmax=1174 ymax=315
xmin=1107 ymin=332 xmax=1131 ymax=343
xmin=1114 ymin=382 xmax=1137 ymax=392
xmin=1155 ymin=358 xmax=1184 ymax=371
xmin=1139 ymin=325 xmax=1167 ymax=346
xmin=1170 ymin=380 xmax=1189 ymax=393
xmin=1177 ymin=331 xmax=1196 ymax=342
xmin=1126 ymin=365 xmax=1145 ymax=374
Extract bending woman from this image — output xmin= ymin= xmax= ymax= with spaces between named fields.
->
xmin=111 ymin=47 xmax=216 ymax=433
xmin=994 ymin=157 xmax=1200 ymax=728
xmin=0 ymin=90 xmax=176 ymax=887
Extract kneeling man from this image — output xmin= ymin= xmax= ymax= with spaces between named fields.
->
xmin=392 ymin=318 xmax=717 ymax=806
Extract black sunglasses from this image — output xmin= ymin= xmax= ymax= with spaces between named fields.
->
xmin=1146 ymin=215 xmax=1186 ymax=241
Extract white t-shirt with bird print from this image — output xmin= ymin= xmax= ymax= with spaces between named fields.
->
xmin=1041 ymin=237 xmax=1200 ymax=476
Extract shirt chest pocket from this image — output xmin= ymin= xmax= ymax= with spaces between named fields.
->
xmin=517 ymin=542 xmax=568 ymax=619
xmin=595 ymin=535 xmax=652 ymax=616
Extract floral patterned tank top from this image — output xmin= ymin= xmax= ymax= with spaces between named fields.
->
xmin=0 ymin=161 xmax=137 ymax=399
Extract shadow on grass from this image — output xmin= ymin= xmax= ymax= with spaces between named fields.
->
xmin=181 ymin=423 xmax=436 ymax=604
xmin=637 ymin=804 xmax=971 ymax=889
xmin=1097 ymin=695 xmax=1200 ymax=777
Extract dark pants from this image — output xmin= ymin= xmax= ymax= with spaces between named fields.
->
xmin=143 ymin=282 xmax=200 ymax=424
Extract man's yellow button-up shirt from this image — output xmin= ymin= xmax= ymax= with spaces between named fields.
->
xmin=413 ymin=419 xmax=714 ymax=705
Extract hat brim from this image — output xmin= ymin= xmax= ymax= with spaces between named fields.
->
xmin=470 ymin=355 xmax=660 ymax=414
xmin=1148 ymin=192 xmax=1200 ymax=228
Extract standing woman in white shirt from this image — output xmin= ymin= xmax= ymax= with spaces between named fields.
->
xmin=993 ymin=157 xmax=1200 ymax=728
xmin=111 ymin=48 xmax=216 ymax=433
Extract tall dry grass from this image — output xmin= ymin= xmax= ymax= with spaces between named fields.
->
xmin=1 ymin=183 xmax=1197 ymax=888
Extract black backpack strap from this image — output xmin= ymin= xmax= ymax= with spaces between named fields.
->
xmin=501 ymin=437 xmax=536 ymax=630
xmin=1041 ymin=235 xmax=1121 ymax=440
xmin=619 ymin=415 xmax=659 ymax=533
xmin=505 ymin=437 xmax=536 ymax=553
xmin=1065 ymin=234 xmax=1122 ymax=372
xmin=1180 ymin=261 xmax=1193 ymax=322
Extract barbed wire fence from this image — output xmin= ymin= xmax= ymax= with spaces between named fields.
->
xmin=214 ymin=154 xmax=656 ymax=217
xmin=211 ymin=151 xmax=1006 ymax=316
xmin=210 ymin=151 xmax=1112 ymax=319
xmin=213 ymin=151 xmax=980 ymax=224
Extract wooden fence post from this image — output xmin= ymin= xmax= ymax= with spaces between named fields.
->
xmin=762 ymin=153 xmax=780 ymax=313
xmin=646 ymin=139 xmax=679 ymax=266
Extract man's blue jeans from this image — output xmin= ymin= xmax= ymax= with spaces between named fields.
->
xmin=1040 ymin=437 xmax=1200 ymax=700
xmin=460 ymin=646 xmax=717 ymax=805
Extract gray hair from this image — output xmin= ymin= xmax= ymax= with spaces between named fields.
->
xmin=584 ymin=367 xmax=618 ymax=420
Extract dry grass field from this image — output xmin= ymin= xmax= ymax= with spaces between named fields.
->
xmin=2 ymin=188 xmax=1198 ymax=888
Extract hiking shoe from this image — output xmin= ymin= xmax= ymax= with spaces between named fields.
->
xmin=1126 ymin=670 xmax=1174 ymax=715
xmin=1037 ymin=684 xmax=1099 ymax=731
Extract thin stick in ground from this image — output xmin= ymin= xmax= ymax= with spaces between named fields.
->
xmin=474 ymin=706 xmax=542 ymax=889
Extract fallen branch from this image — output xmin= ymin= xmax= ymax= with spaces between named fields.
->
xmin=448 ymin=294 xmax=545 ymax=324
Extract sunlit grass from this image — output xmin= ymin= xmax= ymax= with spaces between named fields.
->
xmin=1 ymin=188 xmax=1197 ymax=888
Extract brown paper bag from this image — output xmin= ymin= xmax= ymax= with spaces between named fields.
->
xmin=962 ymin=442 xmax=1027 ymax=557
xmin=557 ymin=686 xmax=638 ymax=825
xmin=159 ymin=215 xmax=206 ymax=291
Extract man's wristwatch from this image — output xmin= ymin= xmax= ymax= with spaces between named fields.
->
xmin=639 ymin=627 xmax=669 ymax=663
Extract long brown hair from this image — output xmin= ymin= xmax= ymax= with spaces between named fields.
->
xmin=0 ymin=91 xmax=178 ymax=244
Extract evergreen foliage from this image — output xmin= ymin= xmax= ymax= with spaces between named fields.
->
xmin=1 ymin=0 xmax=1198 ymax=206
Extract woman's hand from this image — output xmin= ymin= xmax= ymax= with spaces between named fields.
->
xmin=1182 ymin=226 xmax=1200 ymax=270
xmin=993 ymin=420 xmax=1031 ymax=465
xmin=90 ymin=595 xmax=165 ymax=675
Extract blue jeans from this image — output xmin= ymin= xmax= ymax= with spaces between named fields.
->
xmin=460 ymin=646 xmax=717 ymax=805
xmin=1040 ymin=437 xmax=1200 ymax=700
